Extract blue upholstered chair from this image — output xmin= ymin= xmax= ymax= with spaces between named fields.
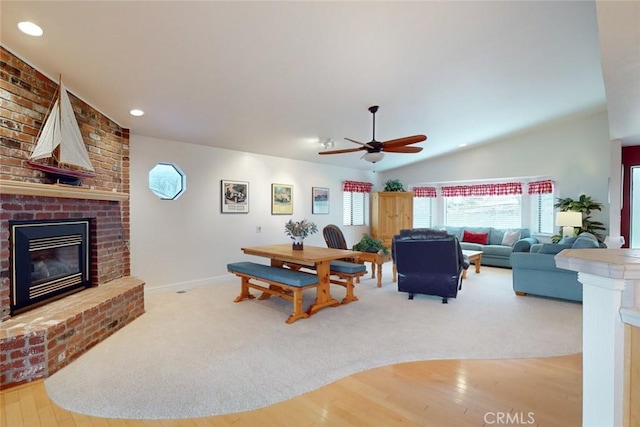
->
xmin=392 ymin=228 xmax=469 ymax=303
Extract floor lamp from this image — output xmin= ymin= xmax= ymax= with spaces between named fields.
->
xmin=555 ymin=211 xmax=582 ymax=238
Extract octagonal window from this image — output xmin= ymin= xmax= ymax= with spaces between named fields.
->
xmin=148 ymin=162 xmax=186 ymax=200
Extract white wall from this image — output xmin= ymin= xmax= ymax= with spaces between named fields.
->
xmin=130 ymin=135 xmax=377 ymax=291
xmin=131 ymin=110 xmax=618 ymax=290
xmin=379 ymin=109 xmax=615 ymax=232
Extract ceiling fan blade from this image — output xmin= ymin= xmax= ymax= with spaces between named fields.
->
xmin=382 ymin=135 xmax=427 ymax=148
xmin=382 ymin=146 xmax=423 ymax=153
xmin=345 ymin=137 xmax=375 ymax=149
xmin=318 ymin=147 xmax=364 ymax=155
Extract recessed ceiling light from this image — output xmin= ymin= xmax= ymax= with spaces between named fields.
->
xmin=17 ymin=21 xmax=43 ymax=37
xmin=129 ymin=109 xmax=144 ymax=117
xmin=459 ymin=143 xmax=468 ymax=148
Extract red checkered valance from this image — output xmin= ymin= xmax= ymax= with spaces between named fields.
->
xmin=441 ymin=182 xmax=522 ymax=197
xmin=527 ymin=180 xmax=554 ymax=195
xmin=413 ymin=186 xmax=437 ymax=198
xmin=342 ymin=180 xmax=373 ymax=193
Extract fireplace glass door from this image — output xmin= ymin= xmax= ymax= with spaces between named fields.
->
xmin=10 ymin=219 xmax=91 ymax=314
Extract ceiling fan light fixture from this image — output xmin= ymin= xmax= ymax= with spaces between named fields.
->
xmin=363 ymin=151 xmax=384 ymax=163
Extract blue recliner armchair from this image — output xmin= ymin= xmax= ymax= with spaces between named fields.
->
xmin=392 ymin=228 xmax=469 ymax=303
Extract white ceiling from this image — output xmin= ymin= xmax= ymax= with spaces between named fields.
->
xmin=1 ymin=1 xmax=638 ymax=172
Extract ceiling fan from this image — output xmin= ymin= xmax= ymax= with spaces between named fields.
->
xmin=319 ymin=105 xmax=427 ymax=163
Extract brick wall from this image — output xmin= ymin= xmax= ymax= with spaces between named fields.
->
xmin=1 ymin=46 xmax=128 ymax=190
xmin=0 ymin=46 xmax=131 ymax=320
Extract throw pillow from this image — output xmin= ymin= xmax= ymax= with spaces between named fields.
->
xmin=462 ymin=230 xmax=489 ymax=245
xmin=501 ymin=229 xmax=521 ymax=246
xmin=538 ymin=243 xmax=572 ymax=255
xmin=571 ymin=237 xmax=600 ymax=249
xmin=559 ymin=237 xmax=578 ymax=246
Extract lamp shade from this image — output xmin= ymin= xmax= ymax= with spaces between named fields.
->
xmin=555 ymin=211 xmax=582 ymax=239
xmin=555 ymin=211 xmax=582 ymax=226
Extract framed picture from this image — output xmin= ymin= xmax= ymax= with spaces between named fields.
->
xmin=271 ymin=183 xmax=293 ymax=215
xmin=221 ymin=180 xmax=249 ymax=213
xmin=312 ymin=187 xmax=329 ymax=214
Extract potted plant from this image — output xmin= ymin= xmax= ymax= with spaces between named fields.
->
xmin=551 ymin=194 xmax=606 ymax=243
xmin=383 ymin=179 xmax=406 ymax=192
xmin=353 ymin=234 xmax=389 ymax=255
xmin=284 ymin=219 xmax=318 ymax=250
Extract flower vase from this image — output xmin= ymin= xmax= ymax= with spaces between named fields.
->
xmin=292 ymin=236 xmax=304 ymax=250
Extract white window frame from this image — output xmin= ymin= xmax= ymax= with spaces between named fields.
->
xmin=343 ymin=191 xmax=370 ymax=226
xmin=413 ymin=197 xmax=434 ymax=228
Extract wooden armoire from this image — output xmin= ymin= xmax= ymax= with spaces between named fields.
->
xmin=371 ymin=192 xmax=413 ymax=249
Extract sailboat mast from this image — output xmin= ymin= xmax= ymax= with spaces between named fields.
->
xmin=52 ymin=74 xmax=62 ymax=168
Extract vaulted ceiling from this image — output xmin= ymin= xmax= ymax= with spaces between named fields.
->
xmin=1 ymin=1 xmax=638 ymax=171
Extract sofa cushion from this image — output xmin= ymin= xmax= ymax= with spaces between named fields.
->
xmin=571 ymin=237 xmax=600 ymax=249
xmin=509 ymin=252 xmax=561 ymax=271
xmin=538 ymin=243 xmax=573 ymax=254
xmin=559 ymin=236 xmax=579 ymax=246
xmin=441 ymin=226 xmax=462 ymax=240
xmin=459 ymin=242 xmax=483 ymax=251
xmin=501 ymin=229 xmax=521 ymax=246
xmin=462 ymin=230 xmax=489 ymax=244
xmin=481 ymin=245 xmax=514 ymax=257
xmin=530 ymin=243 xmax=544 ymax=253
xmin=489 ymin=228 xmax=505 ymax=245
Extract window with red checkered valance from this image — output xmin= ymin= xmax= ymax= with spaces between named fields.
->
xmin=342 ymin=181 xmax=373 ymax=193
xmin=412 ymin=186 xmax=437 ymax=198
xmin=441 ymin=182 xmax=522 ymax=197
xmin=527 ymin=180 xmax=554 ymax=195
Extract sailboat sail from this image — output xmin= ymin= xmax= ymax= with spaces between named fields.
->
xmin=30 ymin=81 xmax=94 ymax=172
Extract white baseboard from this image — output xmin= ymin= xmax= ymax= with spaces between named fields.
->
xmin=143 ymin=274 xmax=233 ymax=295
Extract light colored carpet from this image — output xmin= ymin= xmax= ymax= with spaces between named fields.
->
xmin=44 ymin=266 xmax=582 ymax=419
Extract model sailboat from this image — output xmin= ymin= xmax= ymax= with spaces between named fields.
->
xmin=27 ymin=76 xmax=95 ymax=183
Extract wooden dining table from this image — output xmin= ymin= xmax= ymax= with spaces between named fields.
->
xmin=240 ymin=244 xmax=362 ymax=315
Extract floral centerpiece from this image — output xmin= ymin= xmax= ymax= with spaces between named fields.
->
xmin=284 ymin=219 xmax=318 ymax=250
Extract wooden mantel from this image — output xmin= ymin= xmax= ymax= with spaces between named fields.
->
xmin=0 ymin=179 xmax=128 ymax=201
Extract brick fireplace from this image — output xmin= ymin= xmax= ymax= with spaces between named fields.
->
xmin=0 ymin=47 xmax=145 ymax=389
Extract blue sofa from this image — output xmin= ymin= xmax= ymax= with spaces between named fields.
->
xmin=509 ymin=233 xmax=603 ymax=302
xmin=436 ymin=226 xmax=538 ymax=268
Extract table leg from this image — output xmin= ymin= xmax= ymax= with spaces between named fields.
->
xmin=475 ymin=255 xmax=482 ymax=273
xmin=306 ymin=260 xmax=340 ymax=315
xmin=370 ymin=261 xmax=376 ymax=279
xmin=376 ymin=263 xmax=383 ymax=287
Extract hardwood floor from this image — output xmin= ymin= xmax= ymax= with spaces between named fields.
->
xmin=1 ymin=354 xmax=581 ymax=427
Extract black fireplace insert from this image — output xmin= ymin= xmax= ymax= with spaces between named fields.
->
xmin=10 ymin=218 xmax=92 ymax=315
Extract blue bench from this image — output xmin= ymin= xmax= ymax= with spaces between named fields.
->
xmin=227 ymin=262 xmax=319 ymax=324
xmin=284 ymin=260 xmax=367 ymax=305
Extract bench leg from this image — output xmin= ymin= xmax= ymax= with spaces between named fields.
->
xmin=341 ymin=277 xmax=359 ymax=305
xmin=286 ymin=289 xmax=310 ymax=324
xmin=234 ymin=276 xmax=256 ymax=302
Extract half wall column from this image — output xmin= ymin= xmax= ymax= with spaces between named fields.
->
xmin=555 ymin=249 xmax=640 ymax=427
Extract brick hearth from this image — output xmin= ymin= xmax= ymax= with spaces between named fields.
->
xmin=0 ymin=277 xmax=144 ymax=389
